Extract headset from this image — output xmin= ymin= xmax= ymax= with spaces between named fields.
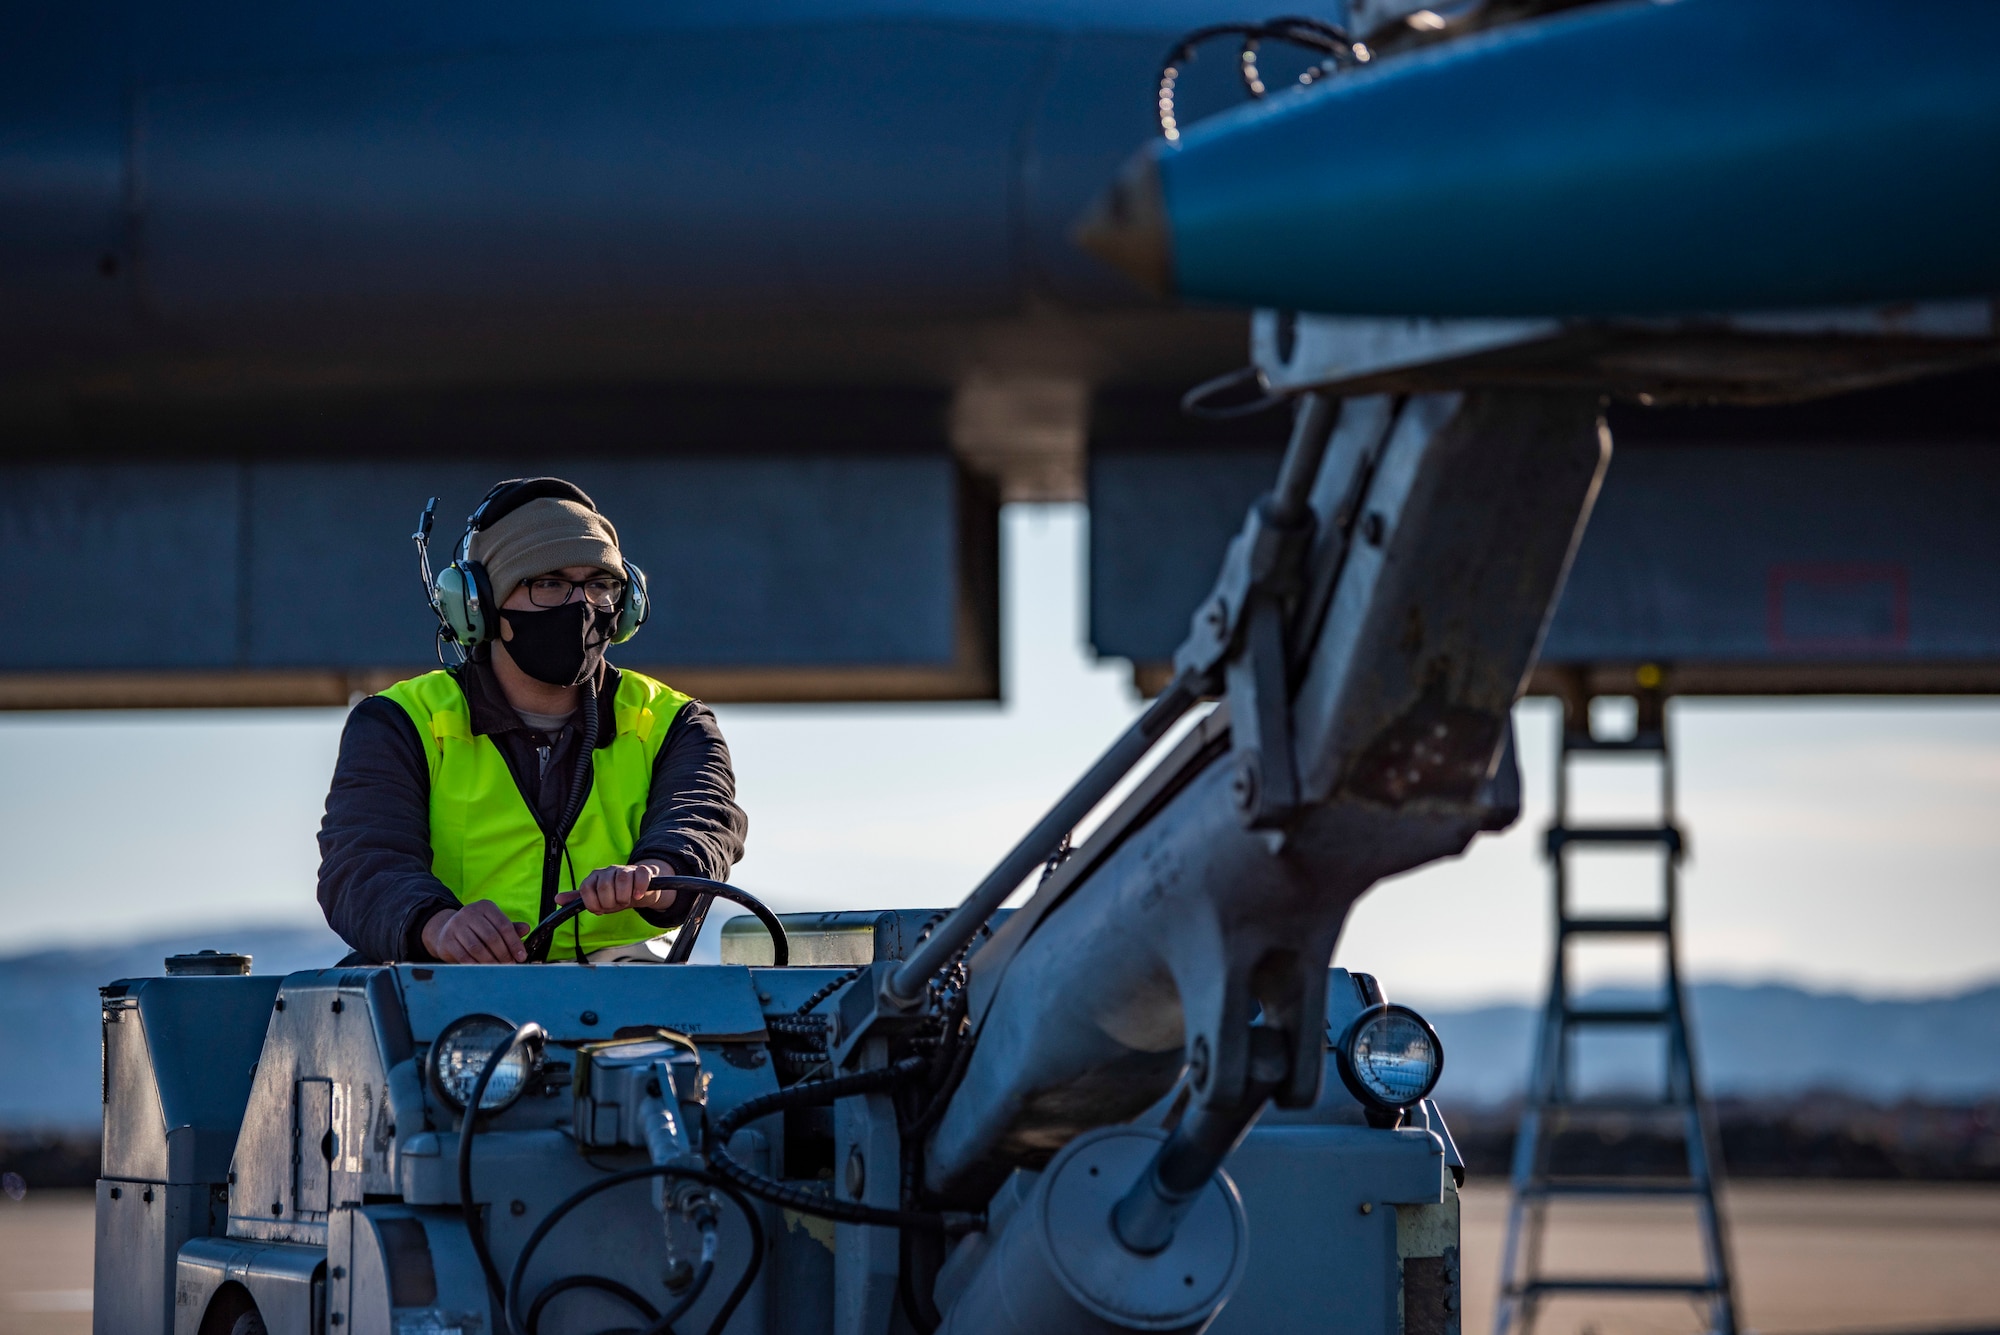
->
xmin=413 ymin=477 xmax=650 ymax=658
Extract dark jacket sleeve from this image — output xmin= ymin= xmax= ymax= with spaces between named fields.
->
xmin=629 ymin=700 xmax=749 ymax=927
xmin=317 ymin=696 xmax=462 ymax=963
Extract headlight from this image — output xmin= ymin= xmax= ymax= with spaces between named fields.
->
xmin=1336 ymin=1005 xmax=1444 ymax=1112
xmin=430 ymin=1014 xmax=543 ymax=1113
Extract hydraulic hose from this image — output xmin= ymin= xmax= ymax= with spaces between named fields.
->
xmin=505 ymin=1165 xmax=764 ymax=1335
xmin=793 ymin=966 xmax=865 ymax=1016
xmin=458 ymin=1023 xmax=548 ymax=1316
xmin=703 ymin=1059 xmax=974 ymax=1232
xmin=642 ymin=1224 xmax=718 ymax=1335
xmin=522 ymin=1276 xmax=659 ymax=1334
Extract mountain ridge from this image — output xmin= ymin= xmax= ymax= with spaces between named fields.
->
xmin=1422 ymin=979 xmax=2000 ymax=1107
xmin=0 ymin=927 xmax=1993 ymax=1128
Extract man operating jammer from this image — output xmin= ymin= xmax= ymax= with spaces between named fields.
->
xmin=317 ymin=477 xmax=747 ymax=964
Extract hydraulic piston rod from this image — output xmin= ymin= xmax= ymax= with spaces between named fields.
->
xmin=885 ymin=394 xmax=1340 ymax=1008
xmin=883 ymin=668 xmax=1202 ymax=1007
xmin=1112 ymin=1027 xmax=1290 ymax=1255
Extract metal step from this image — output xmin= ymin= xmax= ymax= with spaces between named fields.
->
xmin=1547 ymin=824 xmax=1685 ymax=856
xmin=1521 ymin=1177 xmax=1707 ymax=1198
xmin=1561 ymin=730 xmax=1667 ymax=754
xmin=1559 ymin=915 xmax=1673 ymax=935
xmin=1511 ymin=1278 xmax=1723 ymax=1296
xmin=1561 ymin=1007 xmax=1670 ymax=1026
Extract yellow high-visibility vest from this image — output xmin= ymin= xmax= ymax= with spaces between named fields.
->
xmin=379 ymin=667 xmax=691 ymax=958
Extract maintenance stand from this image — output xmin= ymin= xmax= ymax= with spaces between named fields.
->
xmin=1495 ymin=686 xmax=1739 ymax=1335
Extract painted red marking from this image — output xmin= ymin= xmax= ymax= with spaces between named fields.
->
xmin=1765 ymin=563 xmax=1910 ymax=653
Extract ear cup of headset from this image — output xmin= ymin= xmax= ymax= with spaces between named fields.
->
xmin=612 ymin=561 xmax=651 ymax=644
xmin=434 ymin=559 xmax=497 ymax=646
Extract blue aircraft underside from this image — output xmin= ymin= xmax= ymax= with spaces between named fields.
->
xmin=5 ymin=0 xmax=2000 ymax=706
xmin=0 ymin=0 xmax=1294 ymax=394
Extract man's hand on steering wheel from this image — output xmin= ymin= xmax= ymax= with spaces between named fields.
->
xmin=557 ymin=861 xmax=679 ymax=918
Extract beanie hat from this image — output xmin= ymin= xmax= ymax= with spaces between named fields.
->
xmin=471 ymin=495 xmax=623 ymax=602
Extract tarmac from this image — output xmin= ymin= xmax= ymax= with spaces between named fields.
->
xmin=1457 ymin=1181 xmax=2000 ymax=1335
xmin=0 ymin=1181 xmax=1995 ymax=1334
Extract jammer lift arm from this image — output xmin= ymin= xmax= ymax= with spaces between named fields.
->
xmin=840 ymin=387 xmax=1608 ymax=1334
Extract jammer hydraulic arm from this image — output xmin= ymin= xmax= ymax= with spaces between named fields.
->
xmin=888 ymin=389 xmax=1608 ymax=1333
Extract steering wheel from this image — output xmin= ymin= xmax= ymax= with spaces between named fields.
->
xmin=521 ymin=873 xmax=790 ymax=966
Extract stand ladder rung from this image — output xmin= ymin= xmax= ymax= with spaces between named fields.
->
xmin=1559 ymin=730 xmax=1666 ymax=753
xmin=1512 ymin=1279 xmax=1723 ymax=1296
xmin=1560 ymin=916 xmax=1672 ymax=935
xmin=1561 ymin=1007 xmax=1670 ymax=1026
xmin=1546 ymin=825 xmax=1684 ymax=856
xmin=1522 ymin=1177 xmax=1707 ymax=1198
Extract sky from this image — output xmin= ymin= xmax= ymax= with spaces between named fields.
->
xmin=0 ymin=504 xmax=1995 ymax=1005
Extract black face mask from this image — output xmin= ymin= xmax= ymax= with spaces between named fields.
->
xmin=497 ymin=601 xmax=611 ymax=687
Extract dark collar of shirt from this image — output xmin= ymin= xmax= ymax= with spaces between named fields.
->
xmin=454 ymin=655 xmax=620 ymax=751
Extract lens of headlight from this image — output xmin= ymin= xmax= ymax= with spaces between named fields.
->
xmin=431 ymin=1014 xmax=540 ymax=1113
xmin=1339 ymin=1005 xmax=1443 ymax=1110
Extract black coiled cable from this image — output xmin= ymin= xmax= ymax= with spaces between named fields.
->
xmin=767 ymin=1017 xmax=830 ymax=1083
xmin=544 ymin=673 xmax=601 ymax=964
xmin=704 ymin=1059 xmax=974 ymax=1232
xmin=1157 ymin=15 xmax=1363 ymax=141
xmin=793 ymin=966 xmax=866 ymax=1016
xmin=765 ymin=967 xmax=863 ymax=1085
xmin=1180 ymin=365 xmax=1290 ymax=421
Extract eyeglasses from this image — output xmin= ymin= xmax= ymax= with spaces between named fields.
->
xmin=524 ymin=575 xmax=625 ymax=609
